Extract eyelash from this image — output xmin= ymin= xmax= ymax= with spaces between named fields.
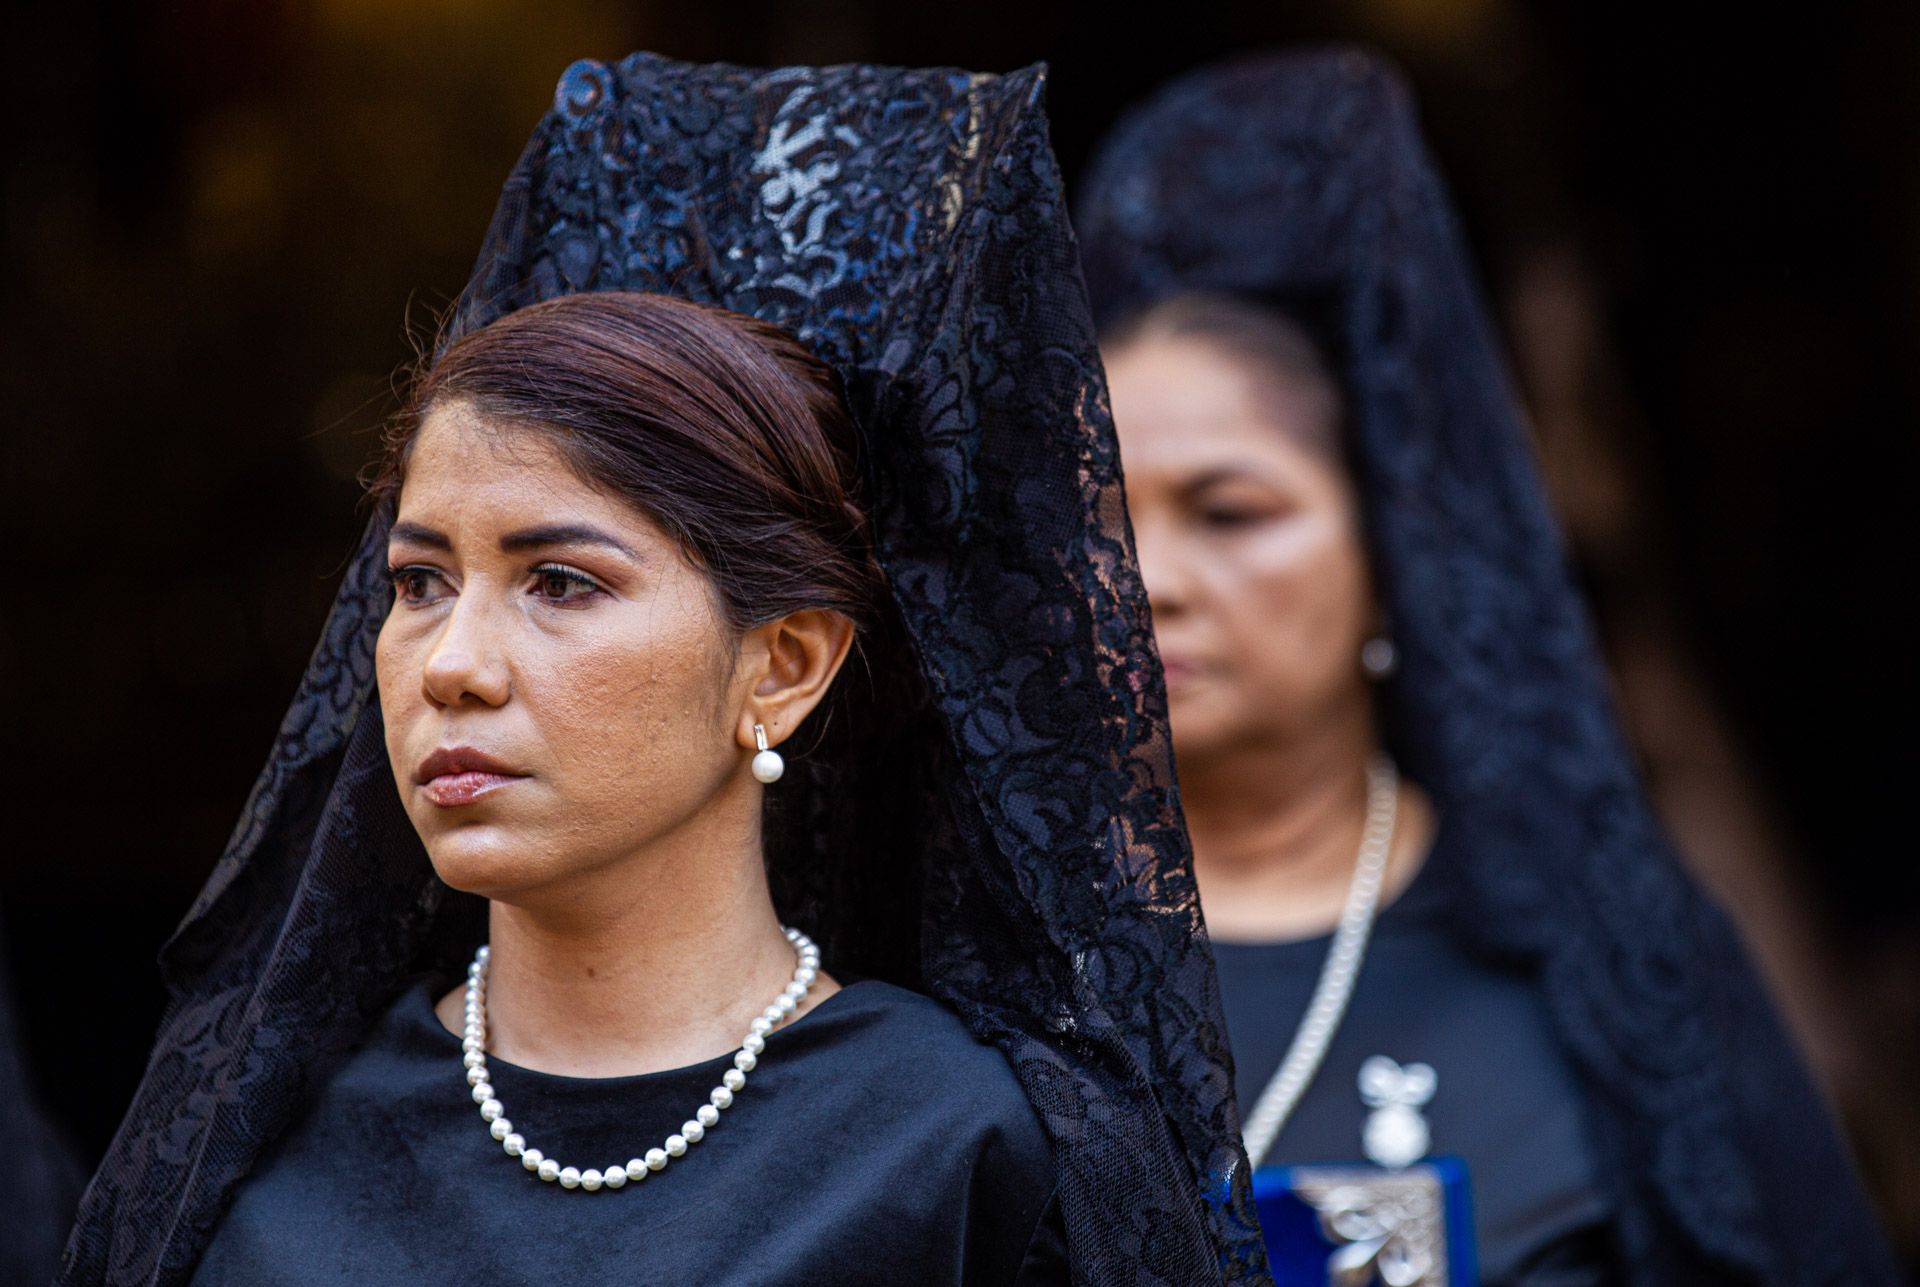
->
xmin=386 ymin=564 xmax=442 ymax=603
xmin=384 ymin=563 xmax=605 ymax=605
xmin=1198 ymin=505 xmax=1266 ymax=528
xmin=529 ymin=564 xmax=602 ymax=602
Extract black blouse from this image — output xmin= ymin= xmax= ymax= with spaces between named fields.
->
xmin=192 ymin=978 xmax=1067 ymax=1285
xmin=1210 ymin=830 xmax=1618 ymax=1285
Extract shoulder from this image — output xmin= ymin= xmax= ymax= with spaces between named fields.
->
xmin=816 ymin=979 xmax=989 ymax=1042
xmin=789 ymin=980 xmax=1053 ymax=1158
xmin=812 ymin=980 xmax=1031 ymax=1089
xmin=776 ymin=983 xmax=1064 ymax=1276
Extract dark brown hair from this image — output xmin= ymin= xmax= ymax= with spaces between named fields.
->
xmin=1104 ymin=291 xmax=1347 ymax=459
xmin=372 ymin=291 xmax=883 ymax=636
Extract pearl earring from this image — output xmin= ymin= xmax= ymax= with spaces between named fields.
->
xmin=751 ymin=724 xmax=785 ymax=784
xmin=1360 ymin=637 xmax=1398 ymax=680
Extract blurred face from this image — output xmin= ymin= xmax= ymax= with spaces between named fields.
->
xmin=1105 ymin=334 xmax=1377 ymax=764
xmin=376 ymin=402 xmax=747 ymax=902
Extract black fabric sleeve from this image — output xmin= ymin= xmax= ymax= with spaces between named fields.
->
xmin=1011 ymin=1190 xmax=1071 ymax=1286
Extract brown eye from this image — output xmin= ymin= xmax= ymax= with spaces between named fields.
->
xmin=388 ymin=566 xmax=443 ymax=603
xmin=531 ymin=565 xmax=600 ymax=602
xmin=1191 ymin=485 xmax=1294 ymax=530
xmin=1199 ymin=505 xmax=1264 ymax=528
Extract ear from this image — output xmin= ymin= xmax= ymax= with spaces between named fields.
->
xmin=732 ymin=609 xmax=857 ymax=753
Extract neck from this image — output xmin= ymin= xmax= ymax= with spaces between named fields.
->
xmin=1179 ymin=696 xmax=1430 ymax=941
xmin=437 ymin=781 xmax=836 ymax=1077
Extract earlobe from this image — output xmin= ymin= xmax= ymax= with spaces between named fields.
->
xmin=738 ymin=609 xmax=856 ymax=756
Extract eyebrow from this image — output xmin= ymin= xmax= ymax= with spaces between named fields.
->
xmin=499 ymin=523 xmax=643 ymax=560
xmin=1180 ymin=465 xmax=1280 ymax=494
xmin=389 ymin=521 xmax=451 ymax=550
xmin=388 ymin=520 xmax=642 ymax=561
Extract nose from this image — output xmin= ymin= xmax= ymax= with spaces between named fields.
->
xmin=421 ymin=593 xmax=512 ymax=709
xmin=1129 ymin=513 xmax=1192 ymax=620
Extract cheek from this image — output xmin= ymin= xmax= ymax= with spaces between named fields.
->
xmin=522 ymin=602 xmax=734 ymax=814
xmin=374 ymin=617 xmax=422 ymax=763
xmin=1218 ymin=517 xmax=1373 ymax=690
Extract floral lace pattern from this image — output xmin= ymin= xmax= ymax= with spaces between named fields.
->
xmin=1075 ymin=48 xmax=1897 ymax=1285
xmin=63 ymin=54 xmax=1266 ymax=1285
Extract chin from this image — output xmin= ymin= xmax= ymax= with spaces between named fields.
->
xmin=1165 ymin=694 xmax=1238 ymax=761
xmin=420 ymin=827 xmax=563 ymax=901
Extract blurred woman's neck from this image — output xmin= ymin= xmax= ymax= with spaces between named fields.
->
xmin=1178 ymin=693 xmax=1431 ymax=942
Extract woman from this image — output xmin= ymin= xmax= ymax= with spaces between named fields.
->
xmin=1076 ymin=50 xmax=1897 ymax=1285
xmin=63 ymin=54 xmax=1267 ymax=1283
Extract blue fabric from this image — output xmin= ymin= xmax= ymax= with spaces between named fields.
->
xmin=1254 ymin=1157 xmax=1479 ymax=1286
xmin=191 ymin=980 xmax=1064 ymax=1285
xmin=1074 ymin=47 xmax=1898 ymax=1284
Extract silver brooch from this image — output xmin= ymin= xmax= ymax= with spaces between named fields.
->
xmin=1290 ymin=1166 xmax=1447 ymax=1286
xmin=1359 ymin=1055 xmax=1436 ymax=1170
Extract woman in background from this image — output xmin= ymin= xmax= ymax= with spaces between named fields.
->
xmin=1077 ymin=49 xmax=1896 ymax=1285
xmin=63 ymin=53 xmax=1265 ymax=1284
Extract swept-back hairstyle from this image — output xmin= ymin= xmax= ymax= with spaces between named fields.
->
xmin=373 ymin=290 xmax=885 ymax=637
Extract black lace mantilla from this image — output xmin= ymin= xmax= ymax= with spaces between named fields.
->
xmin=1076 ymin=48 xmax=1897 ymax=1285
xmin=62 ymin=54 xmax=1267 ymax=1285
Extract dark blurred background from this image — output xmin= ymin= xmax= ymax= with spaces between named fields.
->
xmin=4 ymin=0 xmax=1916 ymax=1265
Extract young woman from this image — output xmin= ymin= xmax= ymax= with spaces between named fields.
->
xmin=63 ymin=54 xmax=1264 ymax=1284
xmin=1076 ymin=49 xmax=1898 ymax=1286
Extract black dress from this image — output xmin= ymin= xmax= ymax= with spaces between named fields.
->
xmin=192 ymin=979 xmax=1067 ymax=1285
xmin=1210 ymin=829 xmax=1616 ymax=1285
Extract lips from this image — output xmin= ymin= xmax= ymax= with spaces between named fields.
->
xmin=1158 ymin=655 xmax=1207 ymax=688
xmin=415 ymin=746 xmax=528 ymax=807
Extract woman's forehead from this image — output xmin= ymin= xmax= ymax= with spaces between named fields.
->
xmin=1108 ymin=347 xmax=1336 ymax=475
xmin=394 ymin=406 xmax=660 ymax=543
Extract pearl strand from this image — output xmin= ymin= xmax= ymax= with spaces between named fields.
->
xmin=1239 ymin=756 xmax=1400 ymax=1171
xmin=461 ymin=927 xmax=822 ymax=1191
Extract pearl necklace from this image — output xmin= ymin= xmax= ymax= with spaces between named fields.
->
xmin=460 ymin=927 xmax=821 ymax=1191
xmin=1239 ymin=756 xmax=1399 ymax=1170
